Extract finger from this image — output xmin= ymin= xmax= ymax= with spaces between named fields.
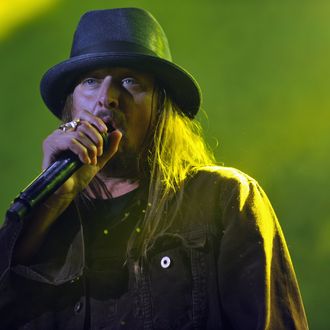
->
xmin=56 ymin=131 xmax=97 ymax=165
xmin=96 ymin=130 xmax=122 ymax=169
xmin=76 ymin=110 xmax=108 ymax=133
xmin=69 ymin=137 xmax=94 ymax=164
xmin=76 ymin=121 xmax=104 ymax=156
xmin=72 ymin=131 xmax=104 ymax=165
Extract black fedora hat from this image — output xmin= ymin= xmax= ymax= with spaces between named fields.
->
xmin=40 ymin=8 xmax=201 ymax=119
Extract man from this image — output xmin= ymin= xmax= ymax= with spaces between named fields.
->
xmin=0 ymin=8 xmax=308 ymax=329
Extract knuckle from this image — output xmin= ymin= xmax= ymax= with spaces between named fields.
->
xmin=77 ymin=131 xmax=85 ymax=138
xmin=79 ymin=120 xmax=89 ymax=129
xmin=69 ymin=137 xmax=77 ymax=145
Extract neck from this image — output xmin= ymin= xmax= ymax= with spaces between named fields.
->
xmin=86 ymin=175 xmax=140 ymax=199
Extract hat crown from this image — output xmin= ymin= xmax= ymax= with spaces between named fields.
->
xmin=70 ymin=8 xmax=172 ymax=61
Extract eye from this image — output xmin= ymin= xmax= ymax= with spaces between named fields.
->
xmin=81 ymin=77 xmax=100 ymax=87
xmin=121 ymin=77 xmax=138 ymax=86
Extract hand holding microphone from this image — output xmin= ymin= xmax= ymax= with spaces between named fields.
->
xmin=6 ymin=113 xmax=122 ymax=221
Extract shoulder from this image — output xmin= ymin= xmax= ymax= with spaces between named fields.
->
xmin=186 ymin=166 xmax=278 ymax=232
xmin=186 ymin=165 xmax=269 ymax=213
xmin=190 ymin=165 xmax=259 ymax=192
xmin=182 ymin=165 xmax=256 ymax=204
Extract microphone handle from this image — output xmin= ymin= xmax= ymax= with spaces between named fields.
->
xmin=6 ymin=131 xmax=110 ymax=222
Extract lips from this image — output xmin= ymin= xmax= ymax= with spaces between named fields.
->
xmin=94 ymin=109 xmax=125 ymax=134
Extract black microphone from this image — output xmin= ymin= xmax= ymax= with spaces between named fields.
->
xmin=6 ymin=129 xmax=112 ymax=222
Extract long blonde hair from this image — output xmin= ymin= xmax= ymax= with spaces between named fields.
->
xmin=130 ymin=91 xmax=216 ymax=257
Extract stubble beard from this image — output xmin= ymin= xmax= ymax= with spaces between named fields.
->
xmin=100 ymin=136 xmax=141 ymax=179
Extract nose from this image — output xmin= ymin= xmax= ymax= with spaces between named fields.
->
xmin=96 ymin=76 xmax=119 ymax=109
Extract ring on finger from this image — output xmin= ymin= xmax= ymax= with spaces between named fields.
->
xmin=59 ymin=118 xmax=81 ymax=132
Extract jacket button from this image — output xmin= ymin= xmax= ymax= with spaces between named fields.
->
xmin=74 ymin=301 xmax=83 ymax=313
xmin=160 ymin=256 xmax=171 ymax=268
xmin=70 ymin=276 xmax=80 ymax=283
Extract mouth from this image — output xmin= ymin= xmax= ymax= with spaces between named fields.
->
xmin=97 ymin=114 xmax=119 ymax=132
xmin=94 ymin=109 xmax=126 ymax=135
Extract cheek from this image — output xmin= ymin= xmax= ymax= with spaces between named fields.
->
xmin=72 ymin=90 xmax=95 ymax=116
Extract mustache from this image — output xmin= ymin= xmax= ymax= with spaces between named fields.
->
xmin=94 ymin=109 xmax=126 ymax=132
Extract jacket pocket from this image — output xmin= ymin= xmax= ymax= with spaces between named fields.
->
xmin=145 ymin=228 xmax=208 ymax=329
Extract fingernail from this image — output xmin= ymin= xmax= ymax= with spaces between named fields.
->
xmin=100 ymin=122 xmax=108 ymax=132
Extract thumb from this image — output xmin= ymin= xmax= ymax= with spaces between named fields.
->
xmin=97 ymin=129 xmax=122 ymax=169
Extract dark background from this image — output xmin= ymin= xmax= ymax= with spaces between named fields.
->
xmin=0 ymin=0 xmax=329 ymax=328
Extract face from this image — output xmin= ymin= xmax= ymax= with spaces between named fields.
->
xmin=71 ymin=67 xmax=157 ymax=176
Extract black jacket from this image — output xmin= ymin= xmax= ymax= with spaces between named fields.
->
xmin=0 ymin=167 xmax=308 ymax=329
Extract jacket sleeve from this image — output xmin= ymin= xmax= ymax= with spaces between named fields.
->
xmin=0 ymin=202 xmax=84 ymax=291
xmin=218 ymin=174 xmax=308 ymax=329
xmin=0 ymin=216 xmax=24 ymax=306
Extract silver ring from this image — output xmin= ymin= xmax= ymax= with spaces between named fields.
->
xmin=59 ymin=119 xmax=81 ymax=132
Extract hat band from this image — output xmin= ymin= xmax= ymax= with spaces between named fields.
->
xmin=71 ymin=40 xmax=170 ymax=59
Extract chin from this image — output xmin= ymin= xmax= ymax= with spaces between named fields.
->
xmin=102 ymin=148 xmax=140 ymax=179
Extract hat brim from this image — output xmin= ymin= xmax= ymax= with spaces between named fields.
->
xmin=40 ymin=53 xmax=201 ymax=119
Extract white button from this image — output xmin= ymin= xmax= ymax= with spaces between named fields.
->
xmin=160 ymin=256 xmax=171 ymax=268
xmin=74 ymin=301 xmax=83 ymax=313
